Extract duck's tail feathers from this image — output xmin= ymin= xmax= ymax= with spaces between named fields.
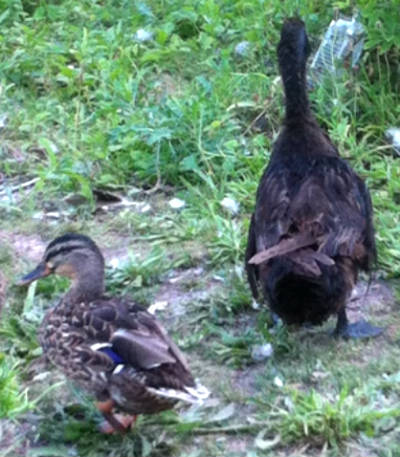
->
xmin=148 ymin=381 xmax=210 ymax=405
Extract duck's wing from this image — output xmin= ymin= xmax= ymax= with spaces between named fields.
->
xmin=289 ymin=160 xmax=375 ymax=269
xmin=110 ymin=302 xmax=190 ymax=372
xmin=78 ymin=300 xmax=190 ymax=374
xmin=84 ymin=299 xmax=209 ymax=404
xmin=249 ymin=157 xmax=375 ymax=274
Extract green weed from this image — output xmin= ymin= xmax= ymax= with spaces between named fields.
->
xmin=0 ymin=355 xmax=32 ymax=418
xmin=106 ymin=246 xmax=174 ymax=292
xmin=265 ymin=385 xmax=400 ymax=447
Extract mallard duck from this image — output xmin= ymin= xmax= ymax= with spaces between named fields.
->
xmin=245 ymin=19 xmax=382 ymax=339
xmin=18 ymin=233 xmax=209 ymax=433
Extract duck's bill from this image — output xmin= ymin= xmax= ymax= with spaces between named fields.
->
xmin=17 ymin=262 xmax=51 ymax=286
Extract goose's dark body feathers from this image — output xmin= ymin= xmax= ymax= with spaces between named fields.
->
xmin=245 ymin=19 xmax=379 ymax=337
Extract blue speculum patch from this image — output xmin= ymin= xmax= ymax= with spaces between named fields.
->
xmin=98 ymin=347 xmax=125 ymax=364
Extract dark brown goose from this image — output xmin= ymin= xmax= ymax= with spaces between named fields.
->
xmin=19 ymin=233 xmax=209 ymax=433
xmin=245 ymin=19 xmax=382 ymax=338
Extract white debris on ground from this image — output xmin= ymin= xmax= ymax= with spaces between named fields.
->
xmin=220 ymin=196 xmax=239 ymax=215
xmin=235 ymin=41 xmax=250 ymax=57
xmin=0 ymin=114 xmax=8 ymax=131
xmin=140 ymin=203 xmax=152 ymax=213
xmin=135 ymin=28 xmax=153 ymax=42
xmin=0 ymin=177 xmax=39 ymax=204
xmin=385 ymin=128 xmax=400 ymax=155
xmin=169 ymin=197 xmax=186 ymax=210
xmin=251 ymin=343 xmax=273 ymax=362
xmin=109 ymin=257 xmax=120 ymax=269
xmin=148 ymin=300 xmax=169 ymax=315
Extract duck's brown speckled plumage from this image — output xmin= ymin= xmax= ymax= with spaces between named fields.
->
xmin=39 ymin=296 xmax=195 ymax=413
xmin=19 ymin=233 xmax=208 ymax=430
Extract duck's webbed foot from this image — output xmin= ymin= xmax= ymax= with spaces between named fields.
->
xmin=96 ymin=399 xmax=137 ymax=434
xmin=99 ymin=413 xmax=137 ymax=434
xmin=333 ymin=308 xmax=383 ymax=339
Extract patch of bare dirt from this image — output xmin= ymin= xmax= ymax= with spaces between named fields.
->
xmin=0 ymin=229 xmax=144 ymax=266
xmin=101 ymin=235 xmax=138 ymax=265
xmin=232 ymin=365 xmax=266 ymax=397
xmin=0 ymin=230 xmax=45 ymax=263
xmin=347 ymin=280 xmax=395 ymax=321
xmin=152 ymin=267 xmax=216 ymax=321
xmin=219 ymin=435 xmax=253 ymax=454
xmin=0 ymin=419 xmax=38 ymax=457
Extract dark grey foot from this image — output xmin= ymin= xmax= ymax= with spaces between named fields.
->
xmin=335 ymin=319 xmax=383 ymax=339
xmin=334 ymin=308 xmax=383 ymax=339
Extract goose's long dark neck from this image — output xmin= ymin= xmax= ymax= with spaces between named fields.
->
xmin=280 ymin=60 xmax=310 ymax=120
xmin=278 ymin=21 xmax=311 ymax=121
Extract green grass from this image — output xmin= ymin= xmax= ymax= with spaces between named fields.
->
xmin=0 ymin=354 xmax=32 ymax=418
xmin=1 ymin=0 xmax=400 ymax=271
xmin=267 ymin=385 xmax=400 ymax=446
xmin=1 ymin=0 xmax=400 ymax=456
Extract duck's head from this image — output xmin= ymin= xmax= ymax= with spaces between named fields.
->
xmin=18 ymin=233 xmax=105 ymax=300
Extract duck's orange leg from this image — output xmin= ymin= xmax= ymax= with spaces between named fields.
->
xmin=96 ymin=399 xmax=137 ymax=434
